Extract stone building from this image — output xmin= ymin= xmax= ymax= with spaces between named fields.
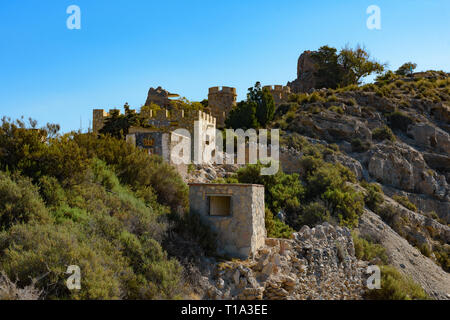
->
xmin=208 ymin=86 xmax=237 ymax=127
xmin=263 ymin=85 xmax=291 ymax=105
xmin=188 ymin=183 xmax=266 ymax=259
xmin=93 ymin=107 xmax=216 ymax=164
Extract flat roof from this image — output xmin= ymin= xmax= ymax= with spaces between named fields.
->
xmin=188 ymin=183 xmax=264 ymax=187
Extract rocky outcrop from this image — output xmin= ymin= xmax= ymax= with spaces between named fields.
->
xmin=365 ymin=142 xmax=449 ymax=201
xmin=201 ymin=223 xmax=369 ymax=300
xmin=358 ymin=209 xmax=450 ymax=300
xmin=289 ymin=111 xmax=372 ymax=142
xmin=407 ymin=123 xmax=450 ymax=155
xmin=144 ymin=86 xmax=179 ymax=107
xmin=287 ymin=51 xmax=318 ymax=93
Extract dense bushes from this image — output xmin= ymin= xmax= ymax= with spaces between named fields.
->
xmin=0 ymin=172 xmax=50 ymax=230
xmin=227 ymin=142 xmax=364 ymax=231
xmin=392 ymin=195 xmax=417 ymax=212
xmin=264 ymin=209 xmax=295 ymax=239
xmin=0 ymin=118 xmax=190 ymax=299
xmin=351 ymin=138 xmax=371 ymax=153
xmin=352 ymin=231 xmax=388 ymax=264
xmin=361 ymin=181 xmax=384 ymax=212
xmin=387 ymin=111 xmax=414 ymax=132
xmin=226 ymin=82 xmax=275 ymax=129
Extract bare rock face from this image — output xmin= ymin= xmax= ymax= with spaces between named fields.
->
xmin=202 ymin=223 xmax=369 ymax=300
xmin=358 ymin=209 xmax=450 ymax=300
xmin=366 ymin=142 xmax=449 ymax=201
xmin=289 ymin=110 xmax=372 ymax=142
xmin=287 ymin=51 xmax=318 ymax=93
xmin=430 ymin=102 xmax=450 ymax=123
xmin=407 ymin=123 xmax=450 ymax=155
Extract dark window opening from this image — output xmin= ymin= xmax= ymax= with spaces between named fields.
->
xmin=208 ymin=196 xmax=231 ymax=216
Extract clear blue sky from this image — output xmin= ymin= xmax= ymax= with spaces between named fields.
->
xmin=1 ymin=0 xmax=449 ymax=132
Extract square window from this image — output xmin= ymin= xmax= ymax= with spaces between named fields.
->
xmin=208 ymin=196 xmax=231 ymax=216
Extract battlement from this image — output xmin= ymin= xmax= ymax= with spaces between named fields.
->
xmin=263 ymin=85 xmax=291 ymax=93
xmin=208 ymin=86 xmax=237 ymax=95
xmin=208 ymin=86 xmax=237 ymax=127
xmin=263 ymin=85 xmax=291 ymax=105
xmin=93 ymin=108 xmax=215 ymax=134
xmin=141 ymin=108 xmax=215 ymax=124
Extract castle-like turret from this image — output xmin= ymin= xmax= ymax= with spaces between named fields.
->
xmin=208 ymin=86 xmax=237 ymax=127
xmin=263 ymin=85 xmax=291 ymax=105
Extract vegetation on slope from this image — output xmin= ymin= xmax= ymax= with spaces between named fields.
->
xmin=0 ymin=117 xmax=190 ymax=299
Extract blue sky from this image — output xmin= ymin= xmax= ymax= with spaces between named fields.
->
xmin=0 ymin=0 xmax=449 ymax=132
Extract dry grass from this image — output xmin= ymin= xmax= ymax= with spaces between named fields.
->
xmin=0 ymin=271 xmax=43 ymax=300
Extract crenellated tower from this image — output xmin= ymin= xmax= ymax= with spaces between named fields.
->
xmin=208 ymin=86 xmax=237 ymax=127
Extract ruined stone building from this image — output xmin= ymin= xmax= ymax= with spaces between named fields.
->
xmin=207 ymin=86 xmax=237 ymax=127
xmin=144 ymin=86 xmax=180 ymax=107
xmin=188 ymin=183 xmax=266 ymax=259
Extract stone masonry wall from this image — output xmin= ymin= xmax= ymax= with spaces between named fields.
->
xmin=189 ymin=183 xmax=266 ymax=259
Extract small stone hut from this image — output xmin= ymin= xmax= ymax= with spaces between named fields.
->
xmin=188 ymin=183 xmax=266 ymax=259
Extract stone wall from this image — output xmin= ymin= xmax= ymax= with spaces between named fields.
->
xmin=93 ymin=108 xmax=216 ymax=137
xmin=188 ymin=183 xmax=266 ymax=259
xmin=263 ymin=85 xmax=291 ymax=105
xmin=208 ymin=87 xmax=237 ymax=127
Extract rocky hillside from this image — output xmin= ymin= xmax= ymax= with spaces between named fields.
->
xmin=185 ymin=70 xmax=449 ymax=300
xmin=193 ymin=223 xmax=369 ymax=300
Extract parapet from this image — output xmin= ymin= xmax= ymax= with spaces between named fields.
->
xmin=209 ymin=86 xmax=237 ymax=95
xmin=263 ymin=85 xmax=291 ymax=93
xmin=92 ymin=107 xmax=216 ymax=133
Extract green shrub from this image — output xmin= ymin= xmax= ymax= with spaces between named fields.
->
xmin=392 ymin=195 xmax=417 ymax=212
xmin=346 ymin=98 xmax=357 ymax=106
xmin=327 ymin=94 xmax=338 ymax=102
xmin=0 ymin=172 xmax=50 ymax=230
xmin=322 ymin=187 xmax=364 ymax=228
xmin=387 ymin=111 xmax=414 ymax=132
xmin=434 ymin=248 xmax=450 ymax=273
xmin=372 ymin=126 xmax=396 ymax=142
xmin=0 ymin=222 xmax=128 ymax=299
xmin=172 ymin=211 xmax=217 ymax=256
xmin=298 ymin=201 xmax=331 ymax=227
xmin=265 ymin=208 xmax=294 ymax=239
xmin=352 ymin=231 xmax=388 ymax=264
xmin=328 ymin=105 xmax=344 ymax=114
xmin=365 ymin=265 xmax=428 ymax=300
xmin=361 ymin=181 xmax=384 ymax=212
xmin=0 ymin=222 xmax=182 ymax=300
xmin=351 ymin=138 xmax=371 ymax=153
xmin=308 ymin=92 xmax=326 ymax=103
xmin=38 ymin=176 xmax=67 ymax=207
xmin=233 ymin=163 xmax=305 ymax=214
xmin=73 ymin=133 xmax=188 ymax=213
